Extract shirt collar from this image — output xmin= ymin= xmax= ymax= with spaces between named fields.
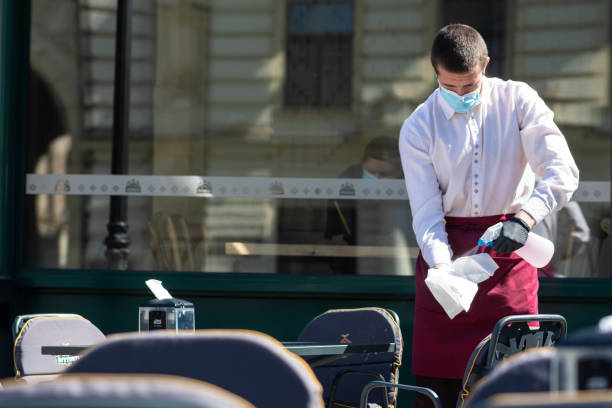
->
xmin=437 ymin=76 xmax=490 ymax=120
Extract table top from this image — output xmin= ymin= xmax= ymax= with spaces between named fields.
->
xmin=282 ymin=342 xmax=396 ymax=356
xmin=42 ymin=342 xmax=395 ymax=358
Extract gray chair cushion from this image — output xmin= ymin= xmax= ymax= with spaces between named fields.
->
xmin=0 ymin=374 xmax=254 ymax=408
xmin=13 ymin=315 xmax=105 ymax=377
xmin=66 ymin=329 xmax=324 ymax=408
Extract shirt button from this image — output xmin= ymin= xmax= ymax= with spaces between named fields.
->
xmin=474 ymin=159 xmax=479 ymax=163
xmin=474 ymin=182 xmax=478 ymax=185
xmin=475 ymin=211 xmax=479 ymax=215
xmin=474 ymin=189 xmax=479 ymax=193
xmin=475 ymin=152 xmax=478 ymax=156
xmin=474 ymin=174 xmax=479 ymax=178
xmin=475 ymin=144 xmax=479 ymax=148
xmin=474 ymin=204 xmax=479 ymax=208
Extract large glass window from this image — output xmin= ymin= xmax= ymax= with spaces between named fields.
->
xmin=25 ymin=0 xmax=611 ymax=278
xmin=284 ymin=0 xmax=354 ymax=107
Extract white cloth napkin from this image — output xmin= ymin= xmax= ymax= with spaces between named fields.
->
xmin=425 ymin=254 xmax=499 ymax=319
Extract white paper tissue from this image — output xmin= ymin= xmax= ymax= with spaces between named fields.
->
xmin=425 ymin=253 xmax=499 ymax=319
xmin=145 ymin=279 xmax=173 ymax=300
xmin=425 ymin=267 xmax=478 ymax=319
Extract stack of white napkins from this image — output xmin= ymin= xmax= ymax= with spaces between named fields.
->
xmin=425 ymin=253 xmax=499 ymax=319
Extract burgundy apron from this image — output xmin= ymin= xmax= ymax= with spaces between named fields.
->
xmin=412 ymin=214 xmax=539 ymax=379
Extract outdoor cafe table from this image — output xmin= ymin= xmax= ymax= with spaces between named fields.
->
xmin=42 ymin=342 xmax=396 ymax=368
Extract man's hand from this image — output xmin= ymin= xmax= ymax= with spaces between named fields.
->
xmin=433 ymin=263 xmax=452 ymax=272
xmin=491 ymin=217 xmax=530 ymax=254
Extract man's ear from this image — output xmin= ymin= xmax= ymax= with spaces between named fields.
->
xmin=482 ymin=57 xmax=491 ymax=73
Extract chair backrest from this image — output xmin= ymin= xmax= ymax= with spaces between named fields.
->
xmin=12 ymin=313 xmax=81 ymax=342
xmin=483 ymin=390 xmax=612 ymax=408
xmin=0 ymin=374 xmax=254 ymax=408
xmin=464 ymin=347 xmax=556 ymax=408
xmin=551 ymin=320 xmax=612 ymax=392
xmin=66 ymin=329 xmax=324 ymax=408
xmin=551 ymin=346 xmax=612 ymax=391
xmin=487 ymin=315 xmax=567 ymax=369
xmin=297 ymin=307 xmax=403 ymax=407
xmin=12 ymin=314 xmax=105 ymax=382
xmin=457 ymin=314 xmax=567 ymax=408
xmin=465 ymin=315 xmax=612 ymax=408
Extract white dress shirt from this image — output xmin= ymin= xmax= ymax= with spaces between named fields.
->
xmin=399 ymin=76 xmax=579 ymax=268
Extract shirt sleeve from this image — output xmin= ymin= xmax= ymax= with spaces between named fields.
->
xmin=399 ymin=115 xmax=453 ymax=267
xmin=516 ymin=83 xmax=580 ymax=223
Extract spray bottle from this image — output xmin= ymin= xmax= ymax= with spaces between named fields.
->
xmin=478 ymin=222 xmax=554 ymax=268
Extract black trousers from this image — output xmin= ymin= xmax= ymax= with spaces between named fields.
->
xmin=414 ymin=375 xmax=463 ymax=408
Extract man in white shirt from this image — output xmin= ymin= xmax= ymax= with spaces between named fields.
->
xmin=398 ymin=24 xmax=579 ymax=408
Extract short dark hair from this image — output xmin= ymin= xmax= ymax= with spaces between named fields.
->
xmin=362 ymin=136 xmax=398 ymax=163
xmin=430 ymin=24 xmax=488 ymax=73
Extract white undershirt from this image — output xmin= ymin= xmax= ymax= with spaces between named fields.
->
xmin=399 ymin=76 xmax=579 ymax=267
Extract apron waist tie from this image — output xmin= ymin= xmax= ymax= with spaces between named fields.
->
xmin=445 ymin=214 xmax=513 ymax=230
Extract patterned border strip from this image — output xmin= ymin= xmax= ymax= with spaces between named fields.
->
xmin=25 ymin=174 xmax=609 ymax=202
xmin=25 ymin=174 xmax=408 ymax=200
xmin=573 ymin=181 xmax=611 ymax=203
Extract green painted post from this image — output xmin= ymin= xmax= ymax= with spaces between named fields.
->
xmin=0 ymin=0 xmax=29 ymax=377
xmin=0 ymin=1 xmax=28 ymax=279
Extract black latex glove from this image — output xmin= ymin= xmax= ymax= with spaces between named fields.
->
xmin=491 ymin=217 xmax=530 ymax=254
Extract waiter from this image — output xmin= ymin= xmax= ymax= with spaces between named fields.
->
xmin=398 ymin=24 xmax=579 ymax=408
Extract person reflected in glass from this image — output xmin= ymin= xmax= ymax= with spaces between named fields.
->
xmin=398 ymin=24 xmax=579 ymax=408
xmin=533 ymin=201 xmax=591 ymax=277
xmin=324 ymin=136 xmax=404 ymax=274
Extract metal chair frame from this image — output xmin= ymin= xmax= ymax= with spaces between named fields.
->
xmin=360 ymin=381 xmax=442 ymax=408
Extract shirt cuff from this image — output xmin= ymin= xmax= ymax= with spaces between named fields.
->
xmin=521 ymin=195 xmax=551 ymax=224
xmin=424 ymin=244 xmax=453 ymax=269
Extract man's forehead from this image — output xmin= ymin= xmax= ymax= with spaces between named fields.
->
xmin=437 ymin=65 xmax=482 ymax=81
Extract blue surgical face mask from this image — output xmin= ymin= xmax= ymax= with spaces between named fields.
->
xmin=439 ymin=85 xmax=480 ymax=113
xmin=362 ymin=168 xmax=378 ymax=179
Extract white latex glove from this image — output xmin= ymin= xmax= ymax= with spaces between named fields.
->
xmin=425 ymin=266 xmax=478 ymax=319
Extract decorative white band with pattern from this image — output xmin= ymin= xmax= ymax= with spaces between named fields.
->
xmin=25 ymin=174 xmax=609 ymax=202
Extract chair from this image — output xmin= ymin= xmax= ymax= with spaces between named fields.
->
xmin=12 ymin=313 xmax=81 ymax=341
xmin=457 ymin=314 xmax=567 ymax=407
xmin=466 ymin=314 xmax=611 ymax=408
xmin=478 ymin=390 xmax=612 ymax=408
xmin=360 ymin=380 xmax=443 ymax=408
xmin=297 ymin=307 xmax=403 ymax=408
xmin=12 ymin=313 xmax=105 ymax=383
xmin=66 ymin=329 xmax=324 ymax=408
xmin=0 ymin=373 xmax=254 ymax=408
xmin=148 ymin=212 xmax=195 ymax=271
xmin=464 ymin=347 xmax=557 ymax=407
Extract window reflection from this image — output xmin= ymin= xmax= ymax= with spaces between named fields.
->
xmin=285 ymin=1 xmax=354 ymax=107
xmin=26 ymin=0 xmax=611 ymax=278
